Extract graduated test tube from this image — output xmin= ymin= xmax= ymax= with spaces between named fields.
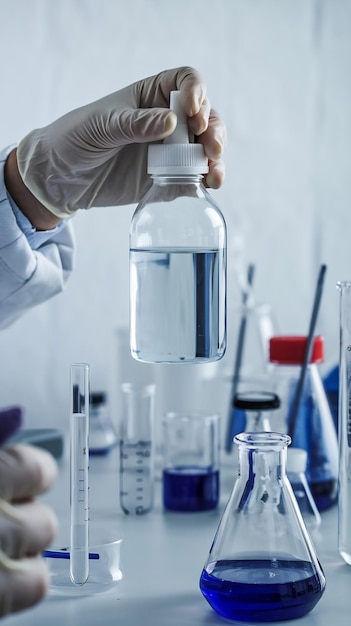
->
xmin=70 ymin=363 xmax=90 ymax=585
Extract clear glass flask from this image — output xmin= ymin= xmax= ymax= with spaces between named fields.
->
xmin=224 ymin=297 xmax=277 ymax=450
xmin=199 ymin=432 xmax=326 ymax=622
xmin=233 ymin=391 xmax=280 ymax=432
xmin=130 ymin=91 xmax=226 ymax=364
xmin=337 ymin=281 xmax=351 ymax=565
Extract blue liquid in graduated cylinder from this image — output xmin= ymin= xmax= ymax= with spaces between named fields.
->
xmin=163 ymin=467 xmax=219 ymax=511
xmin=199 ymin=558 xmax=325 ymax=622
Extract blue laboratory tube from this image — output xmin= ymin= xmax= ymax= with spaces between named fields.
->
xmin=70 ymin=363 xmax=90 ymax=585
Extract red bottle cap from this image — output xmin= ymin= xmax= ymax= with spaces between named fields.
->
xmin=269 ymin=335 xmax=324 ymax=365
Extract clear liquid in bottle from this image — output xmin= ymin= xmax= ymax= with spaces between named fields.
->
xmin=130 ymin=247 xmax=226 ymax=363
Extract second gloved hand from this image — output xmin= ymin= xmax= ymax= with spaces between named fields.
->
xmin=0 ymin=444 xmax=58 ymax=617
xmin=16 ymin=66 xmax=226 ymax=219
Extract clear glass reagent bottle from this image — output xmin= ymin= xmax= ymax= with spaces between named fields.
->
xmin=129 ymin=91 xmax=227 ymax=363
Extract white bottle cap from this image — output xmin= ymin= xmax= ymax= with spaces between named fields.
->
xmin=147 ymin=91 xmax=209 ymax=175
xmin=287 ymin=448 xmax=308 ymax=474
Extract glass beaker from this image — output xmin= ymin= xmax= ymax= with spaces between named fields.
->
xmin=337 ymin=281 xmax=351 ymax=565
xmin=199 ymin=432 xmax=326 ymax=622
xmin=119 ymin=383 xmax=155 ymax=515
xmin=162 ymin=412 xmax=220 ymax=511
xmin=43 ymin=526 xmax=122 ymax=596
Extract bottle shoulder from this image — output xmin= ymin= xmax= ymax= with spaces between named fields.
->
xmin=130 ymin=178 xmax=226 ymax=248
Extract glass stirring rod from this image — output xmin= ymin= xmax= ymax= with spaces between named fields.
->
xmin=70 ymin=363 xmax=90 ymax=585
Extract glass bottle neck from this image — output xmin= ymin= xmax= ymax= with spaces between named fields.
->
xmin=151 ymin=174 xmax=204 ymax=186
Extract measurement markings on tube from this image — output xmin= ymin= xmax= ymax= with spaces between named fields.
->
xmin=119 ymin=440 xmax=152 ymax=512
xmin=78 ymin=469 xmax=86 ymax=501
xmin=346 ymin=346 xmax=351 ymax=447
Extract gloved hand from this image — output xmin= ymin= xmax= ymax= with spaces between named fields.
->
xmin=0 ymin=444 xmax=58 ymax=617
xmin=16 ymin=66 xmax=226 ymax=219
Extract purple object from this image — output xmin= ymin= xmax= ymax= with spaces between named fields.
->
xmin=0 ymin=406 xmax=24 ymax=446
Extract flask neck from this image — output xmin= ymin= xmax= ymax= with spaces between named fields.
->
xmin=235 ymin=432 xmax=290 ymax=483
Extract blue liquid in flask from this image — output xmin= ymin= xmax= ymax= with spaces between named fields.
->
xmin=199 ymin=557 xmax=325 ymax=622
xmin=163 ymin=466 xmax=219 ymax=511
xmin=200 ymin=433 xmax=326 ymax=621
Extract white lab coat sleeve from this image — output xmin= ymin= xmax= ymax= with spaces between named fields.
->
xmin=0 ymin=146 xmax=75 ymax=329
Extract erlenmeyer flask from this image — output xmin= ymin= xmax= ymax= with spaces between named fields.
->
xmin=199 ymin=432 xmax=326 ymax=622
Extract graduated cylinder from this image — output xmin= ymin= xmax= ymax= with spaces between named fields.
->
xmin=337 ymin=281 xmax=351 ymax=565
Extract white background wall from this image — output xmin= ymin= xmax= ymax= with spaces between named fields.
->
xmin=0 ymin=0 xmax=350 ymax=434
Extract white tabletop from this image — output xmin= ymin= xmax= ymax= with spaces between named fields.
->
xmin=6 ymin=445 xmax=351 ymax=626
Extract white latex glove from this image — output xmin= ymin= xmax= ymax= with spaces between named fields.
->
xmin=16 ymin=66 xmax=226 ymax=219
xmin=0 ymin=444 xmax=58 ymax=617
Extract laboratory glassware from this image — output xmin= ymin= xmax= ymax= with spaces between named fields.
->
xmin=199 ymin=432 xmax=326 ymax=622
xmin=225 ymin=296 xmax=277 ymax=451
xmin=323 ymin=364 xmax=339 ymax=432
xmin=233 ymin=390 xmax=280 ymax=433
xmin=70 ymin=363 xmax=90 ymax=586
xmin=224 ymin=263 xmax=256 ymax=449
xmin=129 ymin=90 xmax=226 ymax=364
xmin=162 ymin=412 xmax=220 ymax=511
xmin=119 ymin=383 xmax=155 ymax=515
xmin=43 ymin=526 xmax=122 ymax=596
xmin=337 ymin=281 xmax=351 ymax=565
xmin=287 ymin=448 xmax=321 ymax=533
xmin=89 ymin=391 xmax=117 ymax=455
xmin=269 ymin=335 xmax=338 ymax=511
